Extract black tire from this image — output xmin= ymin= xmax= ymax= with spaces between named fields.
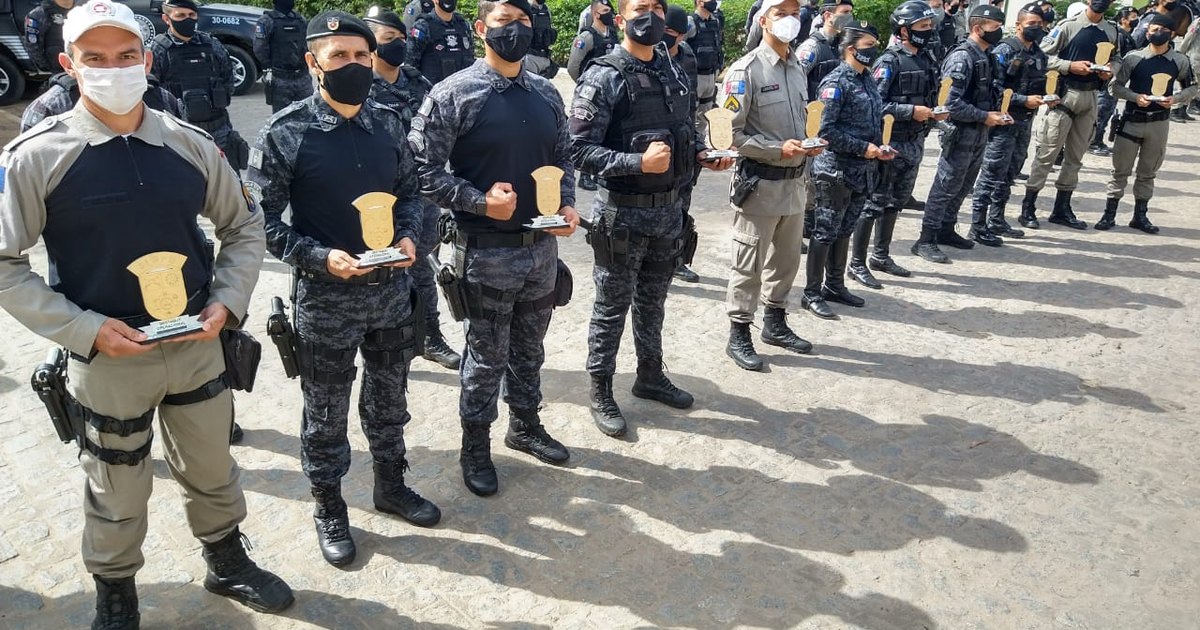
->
xmin=225 ymin=44 xmax=258 ymax=96
xmin=0 ymin=54 xmax=28 ymax=106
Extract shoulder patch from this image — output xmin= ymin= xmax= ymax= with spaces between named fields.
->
xmin=723 ymin=95 xmax=741 ymax=112
xmin=248 ymin=147 xmax=263 ymax=170
xmin=575 ymin=37 xmax=586 ymax=49
xmin=802 ymin=50 xmax=815 ymax=64
xmin=579 ymin=84 xmax=598 ymax=102
xmin=242 ymin=180 xmax=261 ymax=211
xmin=0 ymin=166 xmax=6 ymax=193
xmin=724 ymin=79 xmax=745 ymax=95
xmin=418 ymin=95 xmax=435 ymax=117
xmin=820 ymin=86 xmax=840 ymax=100
xmin=874 ymin=66 xmax=891 ymax=81
xmin=171 ymin=116 xmax=216 ymax=141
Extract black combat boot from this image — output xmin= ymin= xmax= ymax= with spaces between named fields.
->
xmin=459 ymin=422 xmax=498 ymax=496
xmin=1095 ymin=197 xmax=1120 ymax=231
xmin=673 ymin=264 xmax=700 ymax=283
xmin=1087 ymin=140 xmax=1112 ymax=156
xmin=374 ymin=458 xmax=441 ymax=526
xmin=821 ymin=237 xmax=865 ymax=307
xmin=726 ymin=321 xmax=764 ymax=371
xmin=311 ymin=485 xmax=355 ymax=567
xmin=848 ymin=216 xmax=883 ymax=289
xmin=422 ymin=323 xmax=461 ymax=370
xmin=911 ymin=226 xmax=949 ymax=264
xmin=201 ymin=528 xmax=294 ymax=613
xmin=801 ymin=238 xmax=836 ymax=318
xmin=938 ymin=224 xmax=976 ymax=249
xmin=589 ymin=374 xmax=626 ymax=437
xmin=761 ymin=307 xmax=812 ymax=354
xmin=632 ymin=357 xmax=694 ymax=409
xmin=230 ymin=422 xmax=243 ymax=445
xmin=868 ymin=212 xmax=911 ymax=277
xmin=1018 ymin=188 xmax=1040 ymax=229
xmin=1048 ymin=189 xmax=1087 ymax=229
xmin=1129 ymin=198 xmax=1159 ymax=233
xmin=504 ymin=406 xmax=570 ymax=465
xmin=967 ymin=223 xmax=1003 ymax=247
xmin=987 ymin=203 xmax=1024 ymax=238
xmin=92 ymin=575 xmax=139 ymax=630
xmin=902 ymin=194 xmax=925 ymax=211
xmin=1170 ymin=108 xmax=1189 ymax=123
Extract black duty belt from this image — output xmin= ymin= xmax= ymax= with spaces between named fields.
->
xmin=190 ymin=113 xmax=230 ymax=131
xmin=296 ymin=266 xmax=399 ymax=285
xmin=600 ymin=188 xmax=679 ymax=208
xmin=273 ymin=67 xmax=307 ymax=77
xmin=1123 ymin=108 xmax=1170 ymax=123
xmin=456 ymin=230 xmax=549 ymax=249
xmin=741 ymin=159 xmax=805 ymax=181
xmin=1063 ymin=78 xmax=1099 ymax=91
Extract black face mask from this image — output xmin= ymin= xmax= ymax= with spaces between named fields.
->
xmin=946 ymin=3 xmax=959 ymax=15
xmin=703 ymin=0 xmax=718 ymax=12
xmin=1165 ymin=1 xmax=1179 ymax=10
xmin=1148 ymin=30 xmax=1173 ymax=45
xmin=485 ymin=22 xmax=533 ymax=62
xmin=625 ymin=11 xmax=666 ymax=46
xmin=662 ymin=31 xmax=679 ymax=48
xmin=1089 ymin=0 xmax=1112 ymax=13
xmin=318 ymin=61 xmax=374 ymax=105
xmin=907 ymin=27 xmax=932 ymax=49
xmin=981 ymin=26 xmax=1003 ymax=45
xmin=171 ymin=17 xmax=197 ymax=38
xmin=439 ymin=0 xmax=457 ymax=12
xmin=273 ymin=0 xmax=294 ymax=13
xmin=377 ymin=38 xmax=407 ymax=67
xmin=599 ymin=12 xmax=615 ymax=27
xmin=851 ymin=45 xmax=879 ymax=66
xmin=1022 ymin=25 xmax=1045 ymax=43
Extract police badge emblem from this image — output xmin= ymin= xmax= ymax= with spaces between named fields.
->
xmin=353 ymin=192 xmax=409 ymax=268
xmin=126 ymin=252 xmax=204 ymax=342
xmin=327 ymin=16 xmax=340 ymax=30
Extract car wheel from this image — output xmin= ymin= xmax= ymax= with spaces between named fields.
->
xmin=0 ymin=55 xmax=28 ymax=106
xmin=225 ymin=45 xmax=258 ymax=96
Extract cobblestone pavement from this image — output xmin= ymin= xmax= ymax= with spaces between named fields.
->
xmin=0 ymin=79 xmax=1197 ymax=630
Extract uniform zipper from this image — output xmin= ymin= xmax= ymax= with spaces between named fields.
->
xmin=123 ymin=137 xmax=145 ymax=186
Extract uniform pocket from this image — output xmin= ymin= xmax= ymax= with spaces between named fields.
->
xmin=731 ymin=228 xmax=760 ymax=274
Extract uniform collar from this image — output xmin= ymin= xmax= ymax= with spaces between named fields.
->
xmin=754 ymin=43 xmax=799 ymax=67
xmin=306 ymin=93 xmax=377 ymax=133
xmin=70 ymin=101 xmax=166 ymax=147
xmin=474 ymin=59 xmax=532 ymax=92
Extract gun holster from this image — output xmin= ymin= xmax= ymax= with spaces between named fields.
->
xmin=554 ymin=259 xmax=573 ymax=307
xmin=220 ymin=328 xmax=261 ymax=392
xmin=730 ymin=169 xmax=761 ymax=207
xmin=266 ymin=296 xmax=301 ymax=378
xmin=31 ymin=348 xmax=78 ymax=445
xmin=1109 ymin=114 xmax=1122 ymax=144
xmin=680 ymin=214 xmax=699 ymax=266
xmin=431 ymin=253 xmax=469 ymax=322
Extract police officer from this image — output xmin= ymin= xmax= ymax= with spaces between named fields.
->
xmin=0 ymin=2 xmax=293 ymax=625
xmin=927 ymin=0 xmax=960 ymax=57
xmin=151 ymin=0 xmax=249 ymax=171
xmin=570 ymin=0 xmax=733 ymax=437
xmin=525 ymin=0 xmax=560 ymax=79
xmin=1099 ymin=12 xmax=1198 ymax=233
xmin=847 ymin=1 xmax=945 ymax=290
xmin=689 ymin=0 xmax=725 ymax=131
xmin=568 ymin=0 xmax=619 ymax=82
xmin=912 ymin=4 xmax=1011 ymax=263
xmin=365 ymin=6 xmax=462 ymax=371
xmin=665 ymin=5 xmax=703 ymax=284
xmin=802 ymin=21 xmax=893 ymax=319
xmin=250 ymin=10 xmax=440 ymax=567
xmin=722 ymin=0 xmax=822 ymax=372
xmin=21 ymin=71 xmax=181 ymax=132
xmin=23 ymin=0 xmax=75 ymax=73
xmin=1018 ymin=0 xmax=1119 ymax=231
xmin=410 ymin=0 xmax=579 ymax=496
xmin=1090 ymin=6 xmax=1139 ymax=154
xmin=402 ymin=0 xmax=435 ymax=29
xmin=1132 ymin=0 xmax=1178 ymax=48
xmin=968 ymin=3 xmax=1049 ymax=244
xmin=797 ymin=0 xmax=852 ymax=95
xmin=254 ymin=0 xmax=313 ymax=113
xmin=407 ymin=0 xmax=475 ymax=85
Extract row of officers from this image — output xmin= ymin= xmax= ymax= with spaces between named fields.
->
xmin=0 ymin=0 xmax=1194 ymax=628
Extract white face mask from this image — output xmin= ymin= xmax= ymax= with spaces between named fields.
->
xmin=769 ymin=15 xmax=803 ymax=42
xmin=73 ymin=62 xmax=147 ymax=115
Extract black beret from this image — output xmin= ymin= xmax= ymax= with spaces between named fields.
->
xmin=822 ymin=0 xmax=853 ymax=9
xmin=364 ymin=6 xmax=405 ymax=31
xmin=163 ymin=0 xmax=200 ymax=11
xmin=1146 ymin=12 xmax=1177 ymax=29
xmin=842 ymin=19 xmax=878 ymax=39
xmin=970 ymin=4 xmax=1005 ymax=21
xmin=1018 ymin=2 xmax=1046 ymax=19
xmin=307 ymin=10 xmax=377 ymax=51
xmin=488 ymin=0 xmax=533 ymax=18
xmin=665 ymin=5 xmax=689 ymax=33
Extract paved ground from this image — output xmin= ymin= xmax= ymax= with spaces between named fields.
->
xmin=0 ymin=78 xmax=1198 ymax=630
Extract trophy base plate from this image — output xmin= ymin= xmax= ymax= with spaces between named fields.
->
xmin=1090 ymin=64 xmax=1111 ymax=74
xmin=801 ymin=138 xmax=828 ymax=149
xmin=524 ymin=215 xmax=571 ymax=230
xmin=879 ymin=144 xmax=898 ymax=157
xmin=1146 ymin=95 xmax=1169 ymax=102
xmin=139 ymin=315 xmax=204 ymax=344
xmin=357 ymin=248 xmax=409 ymax=268
xmin=705 ymin=149 xmax=739 ymax=159
xmin=999 ymin=114 xmax=1014 ymax=124
xmin=933 ymin=106 xmax=949 ymax=115
xmin=1043 ymin=94 xmax=1060 ymax=104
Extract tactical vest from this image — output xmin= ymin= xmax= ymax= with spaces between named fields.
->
xmin=878 ymin=48 xmax=935 ymax=134
xmin=691 ymin=13 xmax=721 ymax=74
xmin=1126 ymin=51 xmax=1188 ymax=114
xmin=937 ymin=16 xmax=958 ymax=51
xmin=161 ymin=35 xmax=231 ymax=123
xmin=949 ymin=41 xmax=995 ymax=114
xmin=998 ymin=36 xmax=1046 ymax=121
xmin=39 ymin=4 xmax=68 ymax=62
xmin=581 ymin=26 xmax=618 ymax=73
xmin=594 ymin=53 xmax=695 ymax=195
xmin=417 ymin=15 xmax=474 ymax=84
xmin=267 ymin=11 xmax=308 ymax=72
xmin=804 ymin=32 xmax=839 ymax=102
xmin=530 ymin=3 xmax=556 ymax=53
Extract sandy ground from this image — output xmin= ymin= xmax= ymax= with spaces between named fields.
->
xmin=0 ymin=76 xmax=1197 ymax=629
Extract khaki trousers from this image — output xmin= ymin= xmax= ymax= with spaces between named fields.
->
xmin=1106 ymin=118 xmax=1169 ymax=200
xmin=1027 ymin=86 xmax=1099 ymax=192
xmin=726 ymin=211 xmax=806 ymax=323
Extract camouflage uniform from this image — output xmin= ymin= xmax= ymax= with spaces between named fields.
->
xmin=248 ymin=94 xmax=424 ymax=490
xmin=253 ymin=9 xmax=315 ymax=113
xmin=23 ymin=0 xmax=70 ymax=73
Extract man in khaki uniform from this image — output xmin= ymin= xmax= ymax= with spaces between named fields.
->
xmin=0 ymin=2 xmax=292 ymax=627
xmin=723 ymin=0 xmax=824 ymax=372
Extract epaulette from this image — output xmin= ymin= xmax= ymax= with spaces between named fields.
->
xmin=167 ymin=114 xmax=215 ymax=142
xmin=4 ymin=116 xmax=62 ymax=153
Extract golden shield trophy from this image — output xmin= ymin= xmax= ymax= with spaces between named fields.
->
xmin=525 ymin=165 xmax=571 ymax=230
xmin=1044 ymin=70 xmax=1061 ymax=105
xmin=802 ymin=101 xmax=829 ymax=150
xmin=999 ymin=88 xmax=1015 ymax=123
xmin=1091 ymin=42 xmax=1115 ymax=74
xmin=127 ymin=251 xmax=204 ymax=343
xmin=879 ymin=113 xmax=897 ymax=157
xmin=703 ymin=107 xmax=739 ymax=159
xmin=933 ymin=77 xmax=953 ymax=115
xmin=353 ymin=191 xmax=409 ymax=268
xmin=1147 ymin=72 xmax=1173 ymax=102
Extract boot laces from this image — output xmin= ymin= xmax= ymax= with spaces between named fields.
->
xmin=317 ymin=515 xmax=351 ymax=543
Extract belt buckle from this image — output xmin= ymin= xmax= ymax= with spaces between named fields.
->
xmin=366 ymin=268 xmax=386 ymax=286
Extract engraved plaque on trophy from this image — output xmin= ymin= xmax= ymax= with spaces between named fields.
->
xmin=525 ymin=165 xmax=571 ymax=230
xmin=353 ymin=191 xmax=409 ymax=268
xmin=802 ymin=101 xmax=828 ymax=149
xmin=127 ymin=251 xmax=204 ymax=343
xmin=1090 ymin=42 xmax=1115 ymax=74
xmin=933 ymin=77 xmax=953 ymax=115
xmin=704 ymin=107 xmax=739 ymax=159
xmin=1044 ymin=70 xmax=1061 ymax=104
xmin=880 ymin=113 xmax=897 ymax=156
xmin=1146 ymin=72 xmax=1173 ymax=102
